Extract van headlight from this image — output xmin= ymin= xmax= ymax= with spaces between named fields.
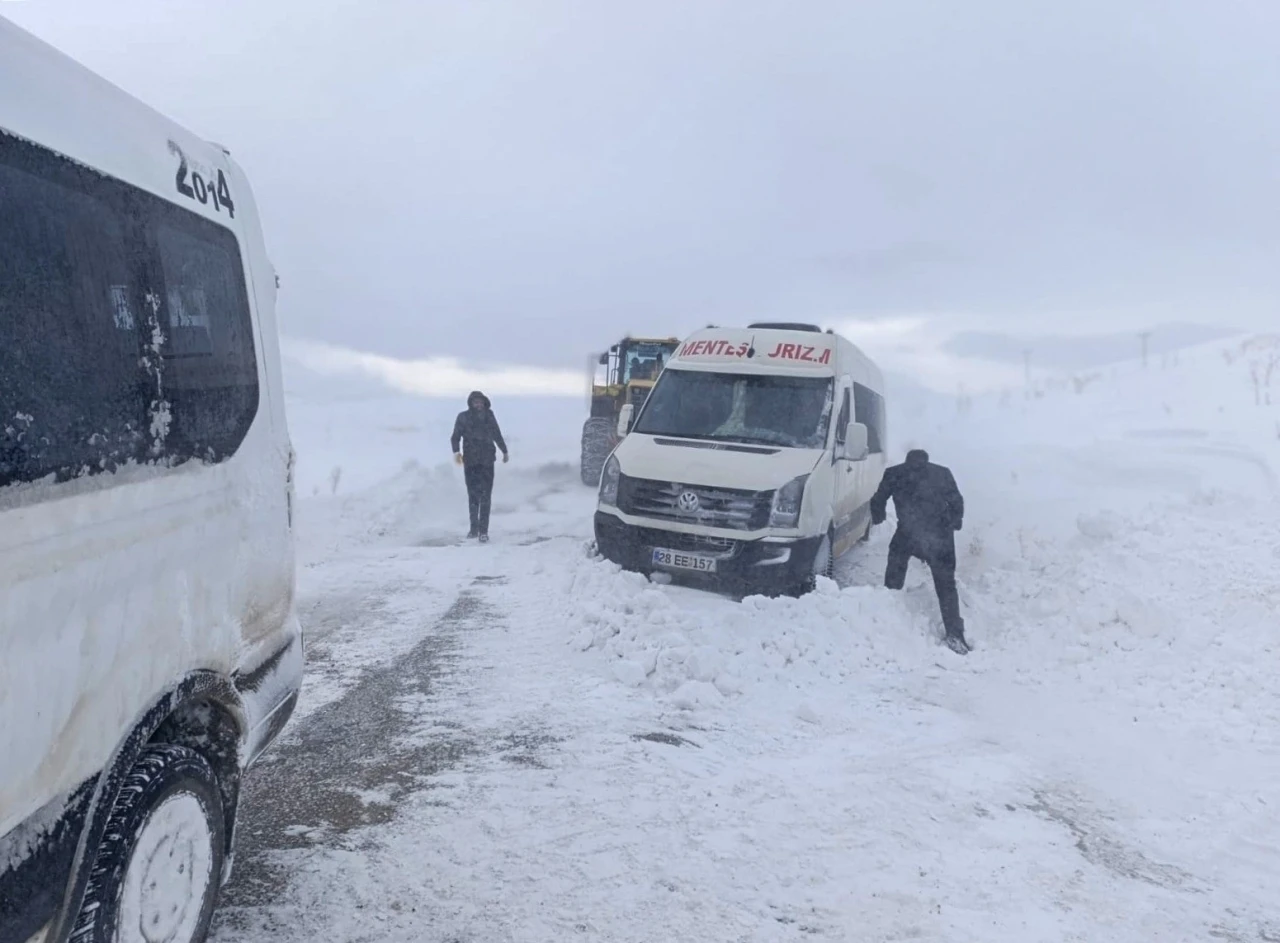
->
xmin=599 ymin=454 xmax=622 ymax=506
xmin=769 ymin=474 xmax=808 ymax=528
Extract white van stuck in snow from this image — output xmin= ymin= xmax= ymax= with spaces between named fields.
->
xmin=1 ymin=18 xmax=302 ymax=943
xmin=594 ymin=322 xmax=887 ymax=596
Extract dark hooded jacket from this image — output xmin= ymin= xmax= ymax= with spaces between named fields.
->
xmin=870 ymin=449 xmax=964 ymax=556
xmin=451 ymin=391 xmax=508 ymax=466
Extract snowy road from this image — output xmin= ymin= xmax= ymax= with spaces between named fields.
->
xmin=210 ymin=344 xmax=1280 ymax=942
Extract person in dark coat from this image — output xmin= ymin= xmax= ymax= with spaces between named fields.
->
xmin=451 ymin=391 xmax=508 ymax=541
xmin=870 ymin=449 xmax=970 ymax=653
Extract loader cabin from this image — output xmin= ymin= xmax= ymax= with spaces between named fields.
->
xmin=590 ymin=337 xmax=681 ymax=416
xmin=581 ymin=336 xmax=681 ymax=487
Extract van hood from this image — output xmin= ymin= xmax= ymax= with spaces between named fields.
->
xmin=615 ymin=435 xmax=822 ymax=491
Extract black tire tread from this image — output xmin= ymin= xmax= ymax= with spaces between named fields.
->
xmin=821 ymin=529 xmax=836 ymax=580
xmin=580 ymin=417 xmax=615 ymax=487
xmin=70 ymin=743 xmax=225 ymax=943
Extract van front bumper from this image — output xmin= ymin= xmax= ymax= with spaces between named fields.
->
xmin=594 ymin=510 xmax=823 ymax=595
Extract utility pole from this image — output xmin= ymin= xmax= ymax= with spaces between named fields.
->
xmin=1022 ymin=348 xmax=1032 ymax=388
xmin=1138 ymin=330 xmax=1152 ymax=369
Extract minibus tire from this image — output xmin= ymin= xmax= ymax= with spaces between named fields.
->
xmin=787 ymin=531 xmax=833 ymax=597
xmin=71 ymin=744 xmax=226 ymax=943
xmin=818 ymin=530 xmax=835 ymax=580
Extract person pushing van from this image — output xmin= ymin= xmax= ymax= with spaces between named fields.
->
xmin=451 ymin=390 xmax=508 ymax=542
xmin=870 ymin=449 xmax=971 ymax=655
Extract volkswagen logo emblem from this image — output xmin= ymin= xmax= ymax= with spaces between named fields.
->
xmin=676 ymin=490 xmax=701 ymax=513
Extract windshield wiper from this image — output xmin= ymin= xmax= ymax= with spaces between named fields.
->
xmin=636 ymin=430 xmax=716 ymax=442
xmin=724 ymin=430 xmax=807 ymax=448
xmin=638 ymin=429 xmax=805 ymax=448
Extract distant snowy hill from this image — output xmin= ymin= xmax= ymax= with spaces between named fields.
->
xmin=943 ymin=321 xmax=1235 ymax=370
xmin=947 ymin=322 xmax=1233 ymax=368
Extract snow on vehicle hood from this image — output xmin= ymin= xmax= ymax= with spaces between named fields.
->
xmin=613 ymin=434 xmax=822 ymax=491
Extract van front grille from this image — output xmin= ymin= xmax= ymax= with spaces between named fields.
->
xmin=630 ymin=526 xmax=741 ymax=558
xmin=617 ymin=476 xmax=773 ymax=531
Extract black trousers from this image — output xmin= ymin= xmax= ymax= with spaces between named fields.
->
xmin=884 ymin=529 xmax=964 ymax=638
xmin=464 ymin=462 xmax=495 ymax=535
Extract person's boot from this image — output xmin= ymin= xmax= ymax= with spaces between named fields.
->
xmin=478 ymin=533 xmax=490 ymax=544
xmin=943 ymin=616 xmax=970 ymax=655
xmin=467 ymin=529 xmax=479 ymax=539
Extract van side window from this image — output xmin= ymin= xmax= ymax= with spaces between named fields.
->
xmin=0 ymin=151 xmax=151 ymax=488
xmin=853 ymin=382 xmax=885 ymax=453
xmin=835 ymin=388 xmax=851 ymax=444
xmin=152 ymin=217 xmax=259 ymax=464
xmin=0 ymin=133 xmax=259 ymax=497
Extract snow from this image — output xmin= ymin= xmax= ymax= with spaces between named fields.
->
xmin=211 ymin=337 xmax=1279 ymax=941
xmin=282 ymin=391 xmax=584 ymax=500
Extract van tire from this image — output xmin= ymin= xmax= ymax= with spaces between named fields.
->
xmin=580 ymin=417 xmax=615 ymax=487
xmin=818 ymin=530 xmax=836 ymax=580
xmin=71 ymin=744 xmax=226 ymax=943
xmin=788 ymin=530 xmax=834 ymax=597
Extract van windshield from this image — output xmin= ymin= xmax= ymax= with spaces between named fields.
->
xmin=634 ymin=370 xmax=833 ymax=449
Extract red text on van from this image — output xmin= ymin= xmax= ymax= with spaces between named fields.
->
xmin=767 ymin=343 xmax=832 ymax=364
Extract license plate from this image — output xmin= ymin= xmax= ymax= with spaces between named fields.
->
xmin=651 ymin=548 xmax=718 ymax=573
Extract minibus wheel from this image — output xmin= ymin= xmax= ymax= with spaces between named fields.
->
xmin=788 ymin=530 xmax=834 ymax=597
xmin=813 ymin=531 xmax=834 ymax=581
xmin=72 ymin=744 xmax=226 ymax=943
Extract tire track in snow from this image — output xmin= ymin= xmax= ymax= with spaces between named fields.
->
xmin=211 ymin=586 xmax=495 ymax=933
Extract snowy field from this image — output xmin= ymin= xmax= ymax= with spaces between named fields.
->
xmin=212 ymin=337 xmax=1280 ymax=942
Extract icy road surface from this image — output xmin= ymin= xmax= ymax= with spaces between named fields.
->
xmin=211 ymin=340 xmax=1280 ymax=942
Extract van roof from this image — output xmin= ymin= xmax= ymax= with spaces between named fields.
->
xmin=667 ymin=325 xmax=884 ymax=388
xmin=667 ymin=326 xmax=837 ymax=376
xmin=0 ymin=16 xmax=239 ymax=222
xmin=746 ymin=321 xmax=826 ymax=333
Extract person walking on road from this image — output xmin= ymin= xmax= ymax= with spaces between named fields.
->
xmin=451 ymin=390 xmax=509 ymax=542
xmin=870 ymin=449 xmax=971 ymax=654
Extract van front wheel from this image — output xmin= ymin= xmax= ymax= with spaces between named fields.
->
xmin=786 ymin=531 xmax=833 ymax=597
xmin=71 ymin=744 xmax=226 ymax=943
xmin=815 ymin=531 xmax=835 ymax=581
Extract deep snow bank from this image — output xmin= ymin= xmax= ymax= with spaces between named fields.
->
xmin=522 ymin=333 xmax=1280 ymax=743
xmin=558 ymin=558 xmax=943 ymax=709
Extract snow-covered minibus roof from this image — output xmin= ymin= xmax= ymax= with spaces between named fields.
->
xmin=666 ymin=326 xmax=881 ymax=389
xmin=1 ymin=15 xmax=249 ymax=230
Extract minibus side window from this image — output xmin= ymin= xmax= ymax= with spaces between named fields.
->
xmin=835 ymin=388 xmax=851 ymax=445
xmin=150 ymin=216 xmax=259 ymax=464
xmin=853 ymin=382 xmax=885 ymax=454
xmin=0 ymin=133 xmax=260 ymax=500
xmin=0 ymin=147 xmax=151 ymax=489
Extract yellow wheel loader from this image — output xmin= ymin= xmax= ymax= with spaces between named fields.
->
xmin=581 ymin=336 xmax=680 ymax=486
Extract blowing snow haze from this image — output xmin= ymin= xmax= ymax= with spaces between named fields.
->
xmin=9 ymin=0 xmax=1279 ymax=389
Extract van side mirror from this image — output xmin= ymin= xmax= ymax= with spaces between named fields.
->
xmin=598 ymin=352 xmax=609 ymax=365
xmin=845 ymin=421 xmax=869 ymax=461
xmin=837 ymin=421 xmax=868 ymax=461
xmin=617 ymin=403 xmax=635 ymax=438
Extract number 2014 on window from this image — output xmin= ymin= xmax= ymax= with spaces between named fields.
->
xmin=169 ymin=141 xmax=236 ymax=218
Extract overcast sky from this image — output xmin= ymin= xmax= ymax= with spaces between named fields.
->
xmin=7 ymin=0 xmax=1279 ymax=378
